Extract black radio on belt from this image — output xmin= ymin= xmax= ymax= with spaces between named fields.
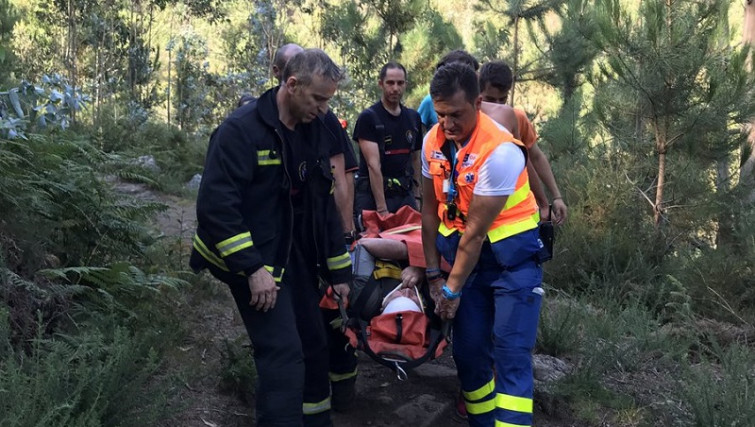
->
xmin=446 ymin=202 xmax=457 ymax=221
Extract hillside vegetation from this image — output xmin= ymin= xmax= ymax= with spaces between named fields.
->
xmin=1 ymin=0 xmax=754 ymax=425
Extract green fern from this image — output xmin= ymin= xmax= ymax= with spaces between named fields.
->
xmin=112 ymin=169 xmax=163 ymax=189
xmin=1 ymin=131 xmax=188 ymax=425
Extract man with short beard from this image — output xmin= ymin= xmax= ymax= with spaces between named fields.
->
xmin=352 ymin=62 xmax=422 ymax=224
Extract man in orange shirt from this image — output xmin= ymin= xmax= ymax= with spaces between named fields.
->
xmin=478 ymin=61 xmax=567 ymax=225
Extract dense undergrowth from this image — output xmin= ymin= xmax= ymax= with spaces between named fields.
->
xmin=0 ymin=126 xmax=197 ymax=425
xmin=534 ymin=141 xmax=755 ymax=426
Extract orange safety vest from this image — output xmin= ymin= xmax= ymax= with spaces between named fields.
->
xmin=424 ymin=112 xmax=539 ymax=243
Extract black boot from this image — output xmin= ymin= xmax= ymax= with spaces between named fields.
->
xmin=330 ymin=377 xmax=356 ymax=412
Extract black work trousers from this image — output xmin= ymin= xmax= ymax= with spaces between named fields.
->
xmin=214 ymin=229 xmax=332 ymax=426
xmin=322 ymin=308 xmax=358 ymax=383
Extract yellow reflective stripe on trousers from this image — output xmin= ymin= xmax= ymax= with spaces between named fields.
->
xmin=495 ymin=393 xmax=533 ymax=414
xmin=465 ymin=397 xmax=496 ymax=415
xmin=302 ymin=396 xmax=331 ymax=415
xmin=503 ymin=181 xmax=531 ymax=210
xmin=495 ymin=421 xmax=530 ymax=427
xmin=462 ymin=378 xmax=495 ymax=401
xmin=329 ymin=369 xmax=358 ymax=382
xmin=438 ymin=221 xmax=457 ymax=237
xmin=216 ymin=232 xmax=254 ymax=257
xmin=486 ymin=218 xmax=538 ymax=243
xmin=327 ymin=252 xmax=352 ymax=270
xmin=193 ymin=234 xmax=229 ymax=271
xmin=263 ymin=265 xmax=284 ymax=283
xmin=257 ymin=150 xmax=281 ymax=165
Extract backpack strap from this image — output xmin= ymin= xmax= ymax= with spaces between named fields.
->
xmin=366 ymin=106 xmax=415 ymax=191
xmin=366 ymin=106 xmax=386 ymax=167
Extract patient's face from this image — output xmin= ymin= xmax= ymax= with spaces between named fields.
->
xmin=382 ymin=288 xmax=423 ymax=314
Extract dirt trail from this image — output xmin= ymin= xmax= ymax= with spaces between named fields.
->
xmin=121 ymin=182 xmax=573 ymax=427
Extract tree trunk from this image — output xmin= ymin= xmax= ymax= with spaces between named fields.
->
xmin=66 ymin=0 xmax=77 ymax=124
xmin=742 ymin=0 xmax=755 ymax=203
xmin=510 ymin=14 xmax=520 ymax=107
xmin=167 ymin=47 xmax=172 ymax=126
xmin=715 ymin=6 xmax=734 ymax=246
xmin=651 ymin=0 xmax=674 ymax=229
xmin=653 ymin=119 xmax=667 ymax=228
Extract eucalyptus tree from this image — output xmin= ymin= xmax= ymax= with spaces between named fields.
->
xmin=0 ymin=0 xmax=18 ymax=84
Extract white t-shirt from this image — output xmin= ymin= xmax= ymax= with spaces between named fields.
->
xmin=421 ymin=135 xmax=524 ymax=197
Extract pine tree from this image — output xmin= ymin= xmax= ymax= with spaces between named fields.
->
xmin=742 ymin=0 xmax=755 ymax=203
xmin=476 ymin=0 xmax=564 ymax=105
xmin=591 ymin=0 xmax=755 ymax=237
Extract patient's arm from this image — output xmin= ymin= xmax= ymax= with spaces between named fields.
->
xmin=358 ymin=238 xmax=408 ymax=260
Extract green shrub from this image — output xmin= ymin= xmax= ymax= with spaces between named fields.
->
xmin=0 ymin=130 xmax=191 ymax=425
xmin=0 ymin=309 xmax=174 ymax=427
xmin=544 ymin=159 xmax=663 ymax=297
xmin=555 ymin=361 xmax=638 ymax=425
xmin=219 ymin=336 xmax=257 ymax=398
xmin=667 ymin=247 xmax=755 ymax=324
xmin=96 ymin=115 xmax=207 ymax=193
xmin=677 ymin=343 xmax=755 ymax=426
xmin=537 ymin=297 xmax=584 ymax=357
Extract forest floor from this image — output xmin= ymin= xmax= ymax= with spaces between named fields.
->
xmin=119 ymin=182 xmax=579 ymax=427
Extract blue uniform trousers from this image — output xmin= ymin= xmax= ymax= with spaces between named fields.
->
xmin=438 ymin=229 xmax=543 ymax=427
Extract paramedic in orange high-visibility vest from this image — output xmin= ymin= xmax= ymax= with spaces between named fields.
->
xmin=420 ymin=62 xmax=547 ymax=427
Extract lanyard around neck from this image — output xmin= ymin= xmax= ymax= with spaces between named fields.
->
xmin=446 ymin=141 xmax=458 ymax=205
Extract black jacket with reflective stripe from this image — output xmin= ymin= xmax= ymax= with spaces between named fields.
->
xmin=190 ymin=87 xmax=352 ymax=285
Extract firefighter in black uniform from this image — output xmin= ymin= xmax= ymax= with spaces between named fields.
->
xmin=190 ymin=49 xmax=352 ymax=427
xmin=268 ymin=43 xmax=359 ymax=411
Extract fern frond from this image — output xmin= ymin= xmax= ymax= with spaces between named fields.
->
xmin=112 ymin=170 xmax=162 ymax=190
xmin=37 ymin=266 xmax=109 ymax=283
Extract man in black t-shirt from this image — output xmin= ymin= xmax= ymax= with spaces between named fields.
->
xmin=352 ymin=62 xmax=422 ymax=226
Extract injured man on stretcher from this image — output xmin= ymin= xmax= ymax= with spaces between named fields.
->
xmin=325 ymin=206 xmax=450 ymax=375
xmin=348 ymin=205 xmax=450 ymax=317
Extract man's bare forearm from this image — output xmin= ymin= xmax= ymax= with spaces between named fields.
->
xmin=531 ymin=145 xmax=562 ymax=199
xmin=368 ymin=166 xmax=387 ymax=212
xmin=446 ymin=194 xmax=509 ymax=293
xmin=527 ymin=161 xmax=548 ymax=208
xmin=421 ymin=178 xmax=441 ymax=270
xmin=412 ymin=152 xmax=422 ymax=199
xmin=331 ymin=154 xmax=354 ymax=232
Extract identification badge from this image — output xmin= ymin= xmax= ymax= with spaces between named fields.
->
xmin=442 ymin=179 xmax=450 ymax=193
